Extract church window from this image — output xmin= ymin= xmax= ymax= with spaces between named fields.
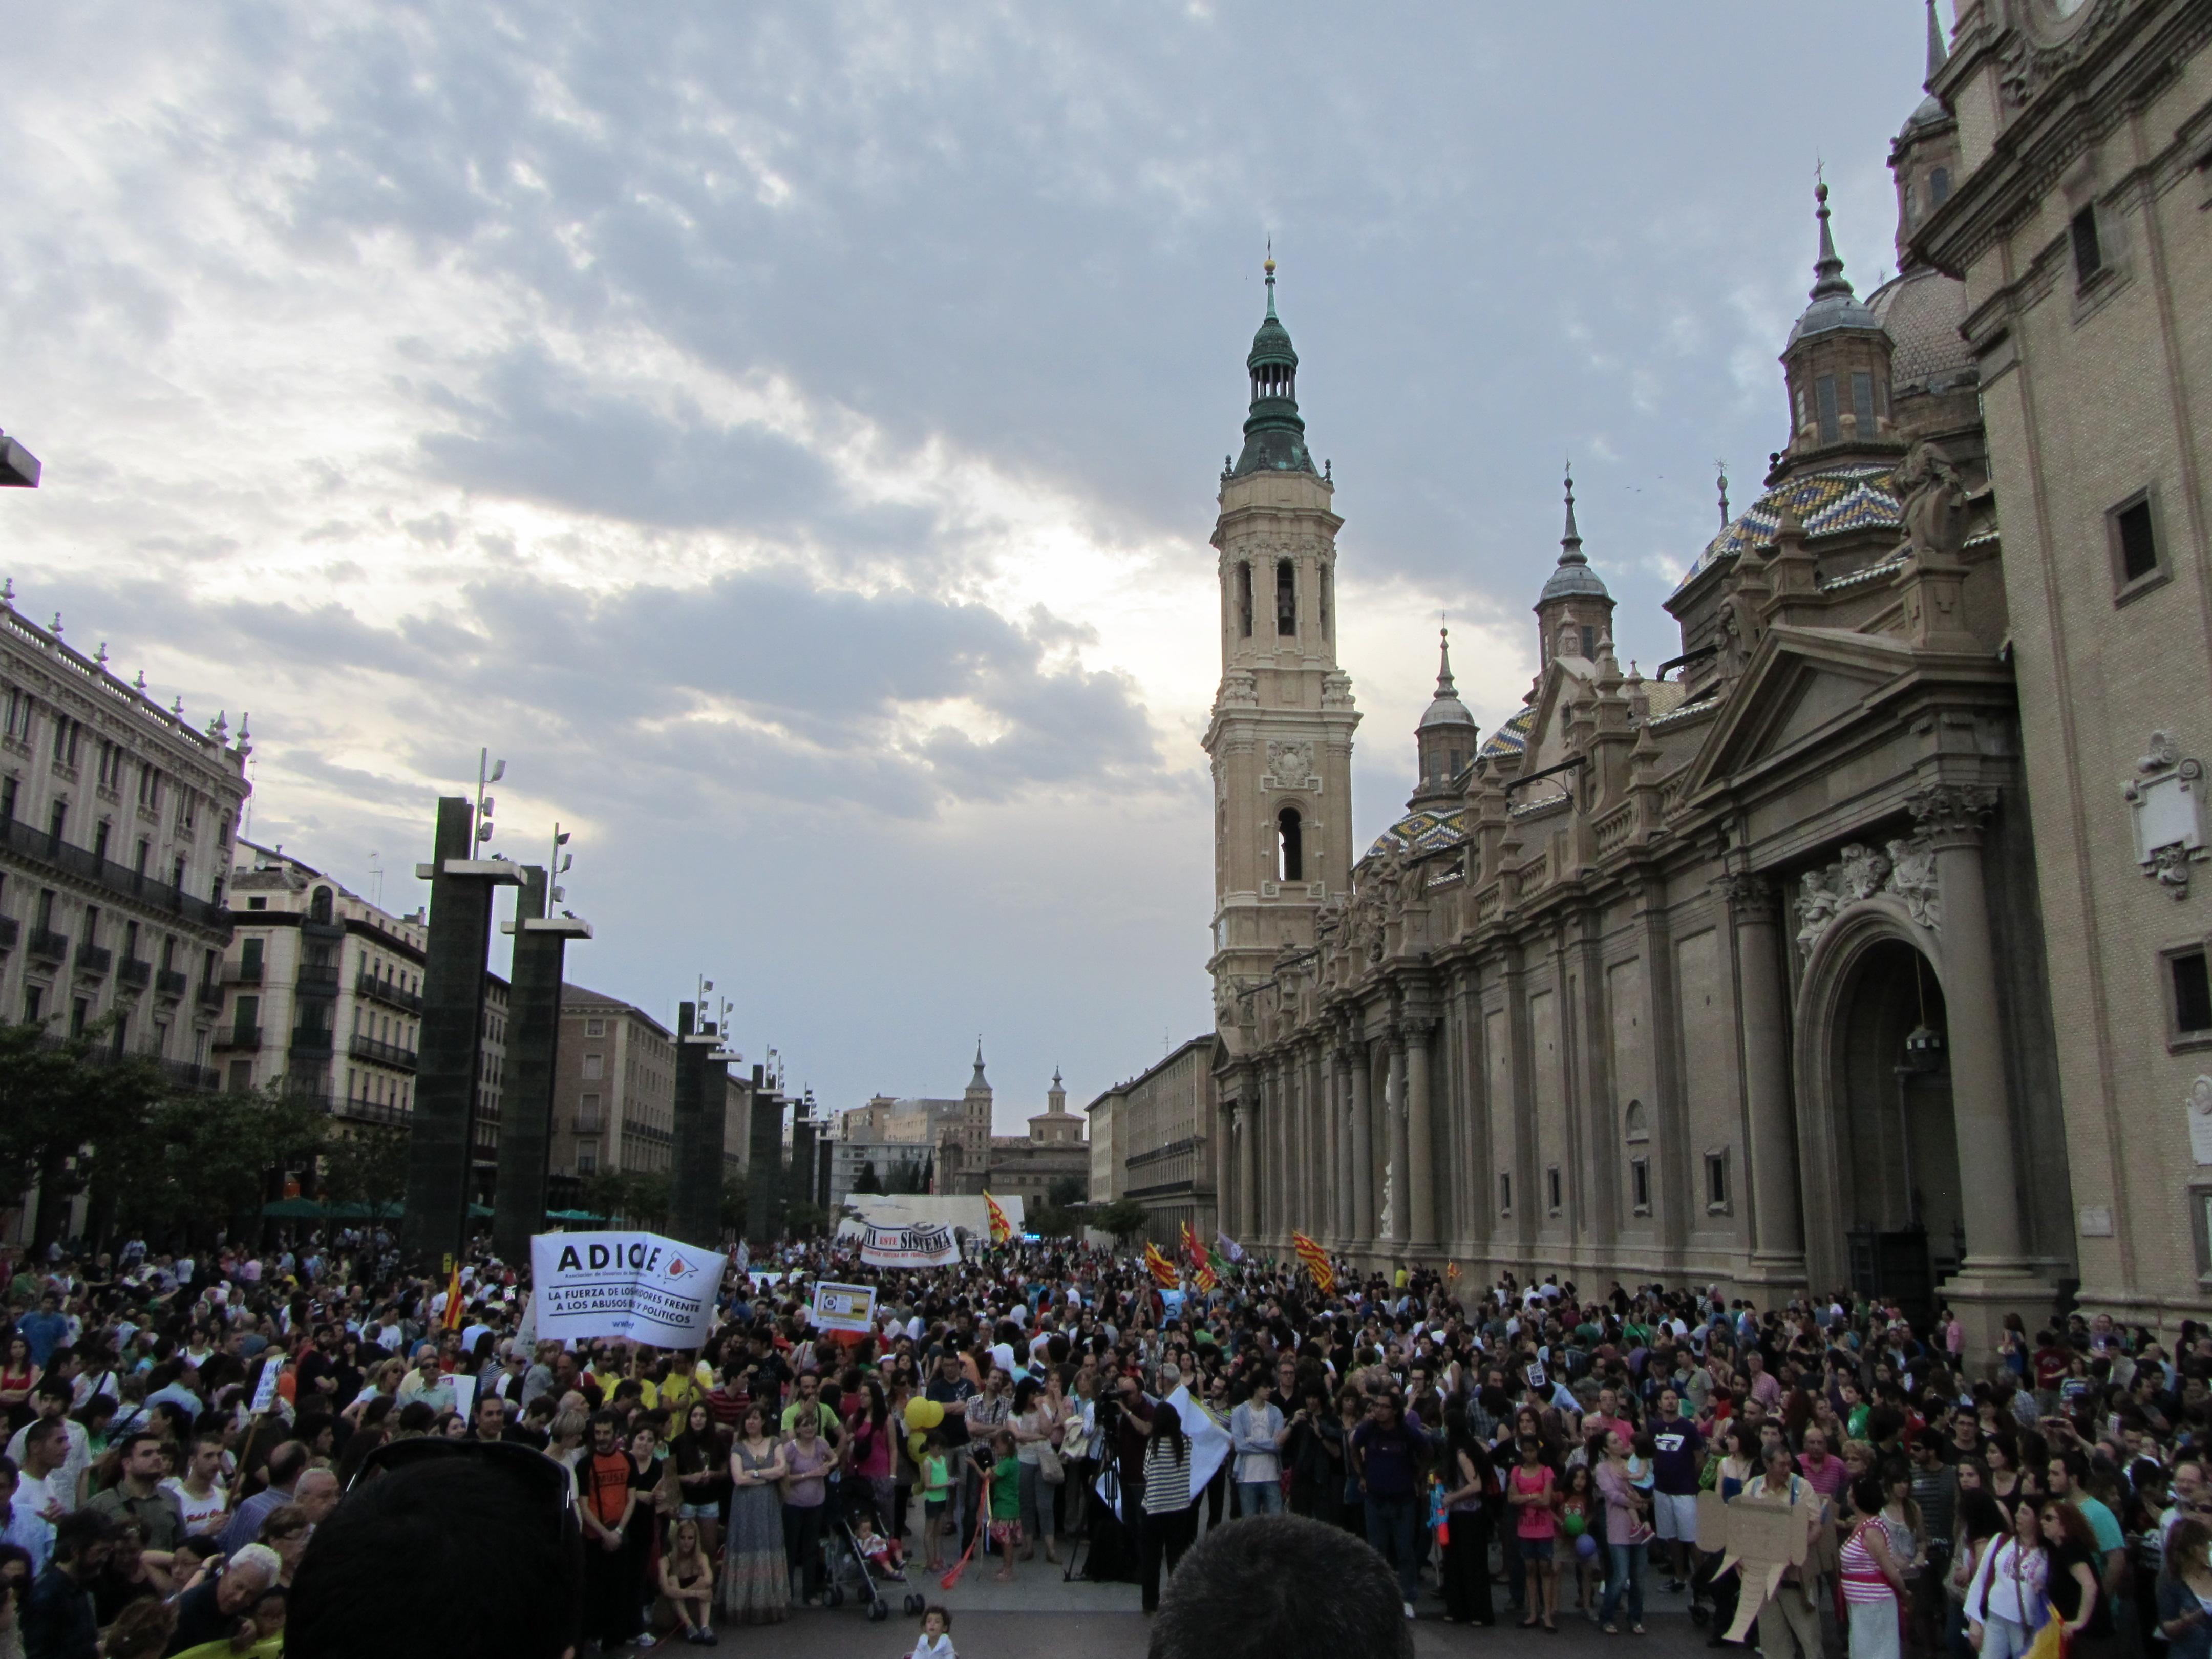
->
xmin=1318 ymin=565 xmax=1332 ymax=640
xmin=1704 ymin=1148 xmax=1732 ymax=1213
xmin=1447 ymin=749 xmax=1462 ymax=777
xmin=1276 ymin=560 xmax=1296 ymax=635
xmin=2112 ymin=494 xmax=2161 ymax=587
xmin=1903 ymin=182 xmax=1918 ymax=228
xmin=1277 ymin=807 xmax=1303 ymax=883
xmin=1815 ymin=376 xmax=1839 ymax=445
xmin=1498 ymin=1172 xmax=1512 ymax=1216
xmin=1794 ymin=385 xmax=1810 ymax=432
xmin=1852 ymin=372 xmax=1876 ymax=433
xmin=1929 ymin=167 xmax=1950 ymax=207
xmin=1581 ymin=625 xmax=1596 ymax=658
xmin=1237 ymin=562 xmax=1253 ymax=637
xmin=1546 ymin=1166 xmax=1562 ymax=1216
xmin=1630 ymin=1157 xmax=1651 ymax=1215
xmin=1624 ymin=1098 xmax=1649 ymax=1142
xmin=2167 ymin=946 xmax=2212 ymax=1040
xmin=2070 ymin=205 xmax=2103 ymax=286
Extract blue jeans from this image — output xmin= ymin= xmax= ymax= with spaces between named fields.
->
xmin=1601 ymin=1541 xmax=1646 ymax=1625
xmin=1365 ymin=1493 xmax=1422 ymax=1602
xmin=1238 ymin=1480 xmax=1285 ymax=1517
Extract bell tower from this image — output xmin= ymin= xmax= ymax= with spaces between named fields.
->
xmin=1203 ymin=256 xmax=1358 ymax=1045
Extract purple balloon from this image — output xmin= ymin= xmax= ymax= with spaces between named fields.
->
xmin=1575 ymin=1532 xmax=1599 ymax=1559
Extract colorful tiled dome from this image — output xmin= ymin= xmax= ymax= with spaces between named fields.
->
xmin=1366 ymin=806 xmax=1469 ymax=861
xmin=1478 ymin=706 xmax=1535 ymax=761
xmin=1677 ymin=464 xmax=1902 ymax=588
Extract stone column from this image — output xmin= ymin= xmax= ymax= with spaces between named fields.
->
xmin=1720 ymin=874 xmax=1805 ymax=1278
xmin=1910 ymin=783 xmax=2030 ymax=1269
xmin=492 ymin=866 xmax=590 ymax=1266
xmin=1331 ymin=1047 xmax=1352 ymax=1248
xmin=1406 ymin=1019 xmax=1438 ymax=1253
xmin=1237 ymin=1098 xmax=1259 ymax=1243
xmin=1349 ymin=1042 xmax=1375 ymax=1244
xmin=1385 ymin=1033 xmax=1410 ymax=1248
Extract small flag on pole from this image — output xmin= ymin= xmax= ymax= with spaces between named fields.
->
xmin=1292 ymin=1231 xmax=1334 ymax=1295
xmin=441 ymin=1262 xmax=466 ymax=1331
xmin=1180 ymin=1222 xmax=1216 ymax=1291
xmin=984 ymin=1192 xmax=1012 ymax=1245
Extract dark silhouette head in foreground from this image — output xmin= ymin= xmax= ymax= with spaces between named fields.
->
xmin=1149 ymin=1513 xmax=1415 ymax=1659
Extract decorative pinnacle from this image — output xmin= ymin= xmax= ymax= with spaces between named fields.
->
xmin=1717 ymin=459 xmax=1731 ymax=527
xmin=1436 ymin=627 xmax=1458 ymax=696
xmin=1559 ymin=465 xmax=1586 ymax=564
xmin=1925 ymin=0 xmax=1949 ymax=89
xmin=1263 ymin=240 xmax=1277 ymax=318
xmin=1810 ymin=181 xmax=1855 ymax=302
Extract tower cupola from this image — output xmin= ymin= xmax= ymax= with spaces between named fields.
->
xmin=1410 ymin=628 xmax=1479 ymax=809
xmin=1889 ymin=0 xmax=1961 ymax=270
xmin=1534 ymin=469 xmax=1615 ymax=669
xmin=1776 ymin=184 xmax=1899 ymax=475
xmin=1232 ymin=254 xmax=1316 ymax=479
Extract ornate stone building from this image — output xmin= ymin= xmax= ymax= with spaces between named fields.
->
xmin=1202 ymin=4 xmax=2212 ymax=1339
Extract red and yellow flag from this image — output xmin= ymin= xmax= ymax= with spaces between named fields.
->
xmin=1143 ymin=1241 xmax=1180 ymax=1288
xmin=983 ymin=1192 xmax=1012 ymax=1245
xmin=1180 ymin=1222 xmax=1216 ymax=1291
xmin=1292 ymin=1231 xmax=1334 ymax=1296
xmin=441 ymin=1262 xmax=466 ymax=1331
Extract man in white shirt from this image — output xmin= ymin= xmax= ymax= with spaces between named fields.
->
xmin=161 ymin=1434 xmax=231 ymax=1537
xmin=0 ymin=1457 xmax=56 ymax=1573
xmin=1228 ymin=1375 xmax=1286 ymax=1516
xmin=4 ymin=1383 xmax=89 ymax=1510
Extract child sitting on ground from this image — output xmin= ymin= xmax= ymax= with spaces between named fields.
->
xmin=911 ymin=1604 xmax=954 ymax=1659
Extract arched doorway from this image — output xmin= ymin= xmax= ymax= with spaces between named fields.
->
xmin=1831 ymin=938 xmax=1961 ymax=1319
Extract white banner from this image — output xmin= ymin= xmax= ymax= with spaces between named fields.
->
xmin=859 ymin=1221 xmax=961 ymax=1268
xmin=1094 ymin=1383 xmax=1230 ymax=1524
xmin=811 ymin=1281 xmax=877 ymax=1334
xmin=530 ymin=1231 xmax=718 ymax=1349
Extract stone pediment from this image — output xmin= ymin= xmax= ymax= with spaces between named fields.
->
xmin=1679 ymin=626 xmax=1918 ymax=795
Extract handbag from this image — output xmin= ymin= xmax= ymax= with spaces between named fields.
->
xmin=1038 ymin=1439 xmax=1065 ymax=1485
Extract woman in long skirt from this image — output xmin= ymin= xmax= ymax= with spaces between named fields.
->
xmin=722 ymin=1406 xmax=790 ymax=1626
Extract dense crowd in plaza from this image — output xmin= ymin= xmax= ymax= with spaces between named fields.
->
xmin=3 ymin=1224 xmax=2212 ymax=1659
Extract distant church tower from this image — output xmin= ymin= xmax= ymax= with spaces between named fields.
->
xmin=1203 ymin=257 xmax=1359 ymax=1044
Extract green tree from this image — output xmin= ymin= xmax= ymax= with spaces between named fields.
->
xmin=1047 ymin=1175 xmax=1088 ymax=1209
xmin=101 ymin=1085 xmax=329 ymax=1246
xmin=852 ymin=1161 xmax=882 ymax=1195
xmin=886 ymin=1159 xmax=928 ymax=1195
xmin=318 ymin=1124 xmax=410 ymax=1219
xmin=1093 ymin=1197 xmax=1151 ymax=1244
xmin=784 ymin=1199 xmax=830 ymax=1239
xmin=0 ymin=1019 xmax=176 ymax=1250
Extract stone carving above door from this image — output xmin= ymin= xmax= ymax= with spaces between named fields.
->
xmin=1794 ymin=835 xmax=1943 ymax=957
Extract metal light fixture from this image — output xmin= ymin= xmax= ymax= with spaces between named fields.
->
xmin=1903 ymin=955 xmax=1944 ymax=1074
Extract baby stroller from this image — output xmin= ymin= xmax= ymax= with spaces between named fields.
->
xmin=820 ymin=1478 xmax=927 ymax=1622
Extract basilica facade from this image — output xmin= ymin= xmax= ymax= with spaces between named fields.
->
xmin=1205 ymin=0 xmax=2212 ymax=1340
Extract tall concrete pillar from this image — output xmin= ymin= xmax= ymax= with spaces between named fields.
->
xmin=401 ymin=798 xmax=520 ymax=1267
xmin=1349 ymin=1041 xmax=1375 ymax=1245
xmin=1406 ymin=1020 xmax=1437 ymax=1253
xmin=1722 ymin=875 xmax=1804 ymax=1278
xmin=1385 ymin=1034 xmax=1410 ymax=1248
xmin=743 ymin=1065 xmax=783 ymax=1249
xmin=1322 ymin=1050 xmax=1342 ymax=1245
xmin=671 ymin=1003 xmax=732 ymax=1248
xmin=492 ymin=867 xmax=590 ymax=1265
xmin=1910 ymin=784 xmax=2029 ymax=1269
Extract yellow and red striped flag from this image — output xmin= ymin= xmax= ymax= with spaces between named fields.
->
xmin=1292 ymin=1231 xmax=1334 ymax=1295
xmin=1180 ymin=1222 xmax=1216 ymax=1291
xmin=983 ymin=1192 xmax=1012 ymax=1245
xmin=441 ymin=1262 xmax=466 ymax=1331
xmin=1144 ymin=1241 xmax=1180 ymax=1288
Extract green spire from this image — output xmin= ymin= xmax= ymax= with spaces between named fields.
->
xmin=1230 ymin=248 xmax=1316 ymax=479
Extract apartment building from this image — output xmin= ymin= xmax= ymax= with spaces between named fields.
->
xmin=549 ymin=983 xmax=674 ymax=1178
xmin=0 ymin=593 xmax=248 ymax=1076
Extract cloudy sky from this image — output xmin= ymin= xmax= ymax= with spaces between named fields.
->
xmin=1 ymin=2 xmax=1943 ymax=1128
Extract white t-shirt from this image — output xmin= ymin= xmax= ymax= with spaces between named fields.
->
xmin=161 ymin=1475 xmax=230 ymax=1536
xmin=4 ymin=1421 xmax=89 ymax=1507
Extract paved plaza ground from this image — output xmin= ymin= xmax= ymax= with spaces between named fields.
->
xmin=701 ymin=1566 xmax=1716 ymax=1658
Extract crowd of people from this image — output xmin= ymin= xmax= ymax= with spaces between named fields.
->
xmin=3 ymin=1225 xmax=2211 ymax=1659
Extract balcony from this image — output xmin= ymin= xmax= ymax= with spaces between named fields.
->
xmin=214 ymin=1025 xmax=262 ymax=1051
xmin=155 ymin=968 xmax=187 ymax=998
xmin=158 ymin=1059 xmax=220 ymax=1092
xmin=0 ymin=917 xmax=16 ymax=951
xmin=196 ymin=978 xmax=225 ymax=1010
xmin=0 ymin=815 xmax=230 ymax=932
xmin=117 ymin=955 xmax=151 ymax=990
xmin=337 ymin=1095 xmax=411 ymax=1128
xmin=575 ymin=1110 xmax=605 ymax=1133
xmin=296 ymin=962 xmax=340 ymax=994
xmin=225 ymin=961 xmax=264 ymax=985
xmin=289 ymin=1026 xmax=334 ymax=1055
xmin=74 ymin=943 xmax=112 ymax=980
xmin=347 ymin=1032 xmax=418 ymax=1070
xmin=354 ymin=973 xmax=423 ymax=1014
xmin=28 ymin=925 xmax=68 ymax=962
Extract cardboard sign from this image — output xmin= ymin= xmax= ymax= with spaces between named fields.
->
xmin=249 ymin=1357 xmax=284 ymax=1415
xmin=859 ymin=1222 xmax=961 ymax=1268
xmin=1699 ymin=1483 xmax=1825 ymax=1641
xmin=449 ymin=1372 xmax=477 ymax=1423
xmin=529 ymin=1231 xmax=718 ymax=1348
xmin=811 ymin=1281 xmax=877 ymax=1335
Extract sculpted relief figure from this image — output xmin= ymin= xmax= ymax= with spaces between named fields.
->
xmin=1883 ymin=838 xmax=1941 ymax=929
xmin=1895 ymin=440 xmax=1968 ymax=564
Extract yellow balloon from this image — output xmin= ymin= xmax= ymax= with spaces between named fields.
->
xmin=908 ymin=1431 xmax=928 ymax=1461
xmin=904 ymin=1398 xmax=944 ymax=1431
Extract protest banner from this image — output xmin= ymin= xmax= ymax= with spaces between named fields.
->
xmin=858 ymin=1220 xmax=961 ymax=1268
xmin=810 ymin=1281 xmax=877 ymax=1334
xmin=529 ymin=1230 xmax=718 ymax=1348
